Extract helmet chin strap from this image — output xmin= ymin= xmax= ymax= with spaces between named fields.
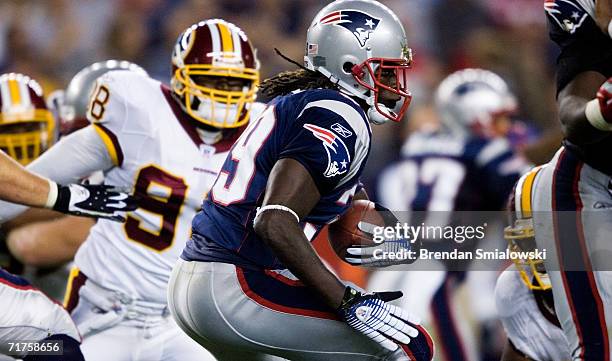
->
xmin=195 ymin=127 xmax=223 ymax=145
xmin=314 ymin=66 xmax=367 ymax=99
xmin=171 ymin=91 xmax=224 ymax=144
xmin=366 ymin=98 xmax=393 ymax=125
xmin=315 ymin=66 xmax=392 ymax=124
xmin=310 ymin=44 xmax=398 ymax=126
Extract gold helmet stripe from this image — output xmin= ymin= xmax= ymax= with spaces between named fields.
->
xmin=517 ymin=166 xmax=543 ymax=219
xmin=217 ymin=21 xmax=234 ymax=56
xmin=7 ymin=78 xmax=21 ymax=106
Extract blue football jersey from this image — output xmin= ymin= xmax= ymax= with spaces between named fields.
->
xmin=377 ymin=130 xmax=530 ymax=212
xmin=182 ymin=89 xmax=371 ymax=269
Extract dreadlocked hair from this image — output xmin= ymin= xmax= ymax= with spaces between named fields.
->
xmin=259 ymin=69 xmax=340 ymax=98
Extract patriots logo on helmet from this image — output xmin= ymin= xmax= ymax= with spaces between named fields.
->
xmin=319 ymin=10 xmax=381 ymax=47
xmin=544 ymin=0 xmax=588 ymax=34
xmin=304 ymin=123 xmax=351 ymax=178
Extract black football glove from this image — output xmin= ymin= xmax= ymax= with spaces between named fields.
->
xmin=50 ymin=182 xmax=137 ymax=222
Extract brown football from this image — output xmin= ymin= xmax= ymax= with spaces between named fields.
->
xmin=328 ymin=199 xmax=386 ymax=261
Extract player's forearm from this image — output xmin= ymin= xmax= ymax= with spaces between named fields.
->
xmin=558 ymin=71 xmax=609 ymax=145
xmin=254 ymin=212 xmax=346 ymax=309
xmin=8 ymin=216 xmax=93 ymax=267
xmin=596 ymin=0 xmax=612 ymax=37
xmin=2 ymin=208 xmax=62 ymax=231
xmin=558 ymin=94 xmax=607 ymax=144
xmin=0 ymin=151 xmax=52 ymax=208
xmin=0 ymin=125 xmax=115 ymax=222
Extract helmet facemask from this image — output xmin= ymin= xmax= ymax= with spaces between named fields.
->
xmin=0 ymin=73 xmax=55 ymax=165
xmin=0 ymin=110 xmax=55 ymax=165
xmin=351 ymin=52 xmax=413 ymax=124
xmin=504 ymin=218 xmax=551 ymax=291
xmin=171 ymin=20 xmax=260 ymax=130
xmin=172 ymin=64 xmax=259 ymax=129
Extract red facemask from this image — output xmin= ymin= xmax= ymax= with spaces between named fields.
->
xmin=352 ymin=57 xmax=413 ymax=122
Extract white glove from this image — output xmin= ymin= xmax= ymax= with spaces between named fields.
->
xmin=337 ymin=287 xmax=420 ymax=352
xmin=344 ymin=221 xmax=419 ymax=267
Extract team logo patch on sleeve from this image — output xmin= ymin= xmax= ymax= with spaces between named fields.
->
xmin=318 ymin=10 xmax=381 ymax=47
xmin=544 ymin=0 xmax=589 ymax=34
xmin=304 ymin=123 xmax=351 ymax=178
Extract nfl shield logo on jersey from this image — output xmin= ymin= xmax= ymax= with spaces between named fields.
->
xmin=318 ymin=10 xmax=381 ymax=47
xmin=304 ymin=123 xmax=351 ymax=178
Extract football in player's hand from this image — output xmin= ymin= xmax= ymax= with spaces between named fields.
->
xmin=328 ymin=199 xmax=386 ymax=260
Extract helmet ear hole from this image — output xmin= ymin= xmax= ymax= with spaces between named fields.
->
xmin=342 ymin=62 xmax=354 ymax=74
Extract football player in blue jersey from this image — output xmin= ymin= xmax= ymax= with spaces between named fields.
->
xmin=169 ymin=1 xmax=434 ymax=360
xmin=365 ymin=68 xmax=530 ymax=361
xmin=527 ymin=0 xmax=612 ymax=359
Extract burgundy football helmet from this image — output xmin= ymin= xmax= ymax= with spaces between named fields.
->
xmin=171 ymin=19 xmax=260 ymax=128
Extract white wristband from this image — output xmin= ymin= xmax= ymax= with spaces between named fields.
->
xmin=585 ymin=98 xmax=612 ymax=131
xmin=253 ymin=204 xmax=300 ymax=226
xmin=608 ymin=19 xmax=612 ymax=39
xmin=45 ymin=179 xmax=59 ymax=209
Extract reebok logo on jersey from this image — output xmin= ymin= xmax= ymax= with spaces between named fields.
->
xmin=304 ymin=123 xmax=351 ymax=178
xmin=544 ymin=0 xmax=588 ymax=34
xmin=331 ymin=123 xmax=353 ymax=138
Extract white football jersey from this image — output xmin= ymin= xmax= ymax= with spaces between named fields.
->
xmin=74 ymin=71 xmax=265 ymax=304
xmin=495 ymin=265 xmax=571 ymax=361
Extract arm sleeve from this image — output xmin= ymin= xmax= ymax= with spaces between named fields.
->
xmin=279 ymin=107 xmax=364 ymax=194
xmin=0 ymin=125 xmax=113 ymax=222
xmin=85 ymin=71 xmax=130 ymax=167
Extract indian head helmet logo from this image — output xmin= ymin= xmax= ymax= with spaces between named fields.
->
xmin=319 ymin=10 xmax=381 ymax=48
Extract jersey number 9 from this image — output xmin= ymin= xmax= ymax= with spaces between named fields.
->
xmin=124 ymin=165 xmax=188 ymax=251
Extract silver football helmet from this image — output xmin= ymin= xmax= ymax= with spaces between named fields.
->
xmin=435 ymin=68 xmax=517 ymax=138
xmin=304 ymin=0 xmax=413 ymax=124
xmin=49 ymin=60 xmax=147 ymax=134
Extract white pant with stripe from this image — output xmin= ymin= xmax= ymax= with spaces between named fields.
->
xmin=532 ymin=147 xmax=612 ymax=361
xmin=168 ymin=259 xmax=434 ymax=361
xmin=65 ymin=271 xmax=215 ymax=361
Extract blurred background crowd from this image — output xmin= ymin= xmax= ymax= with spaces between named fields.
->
xmin=0 ymin=0 xmax=562 ymax=190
